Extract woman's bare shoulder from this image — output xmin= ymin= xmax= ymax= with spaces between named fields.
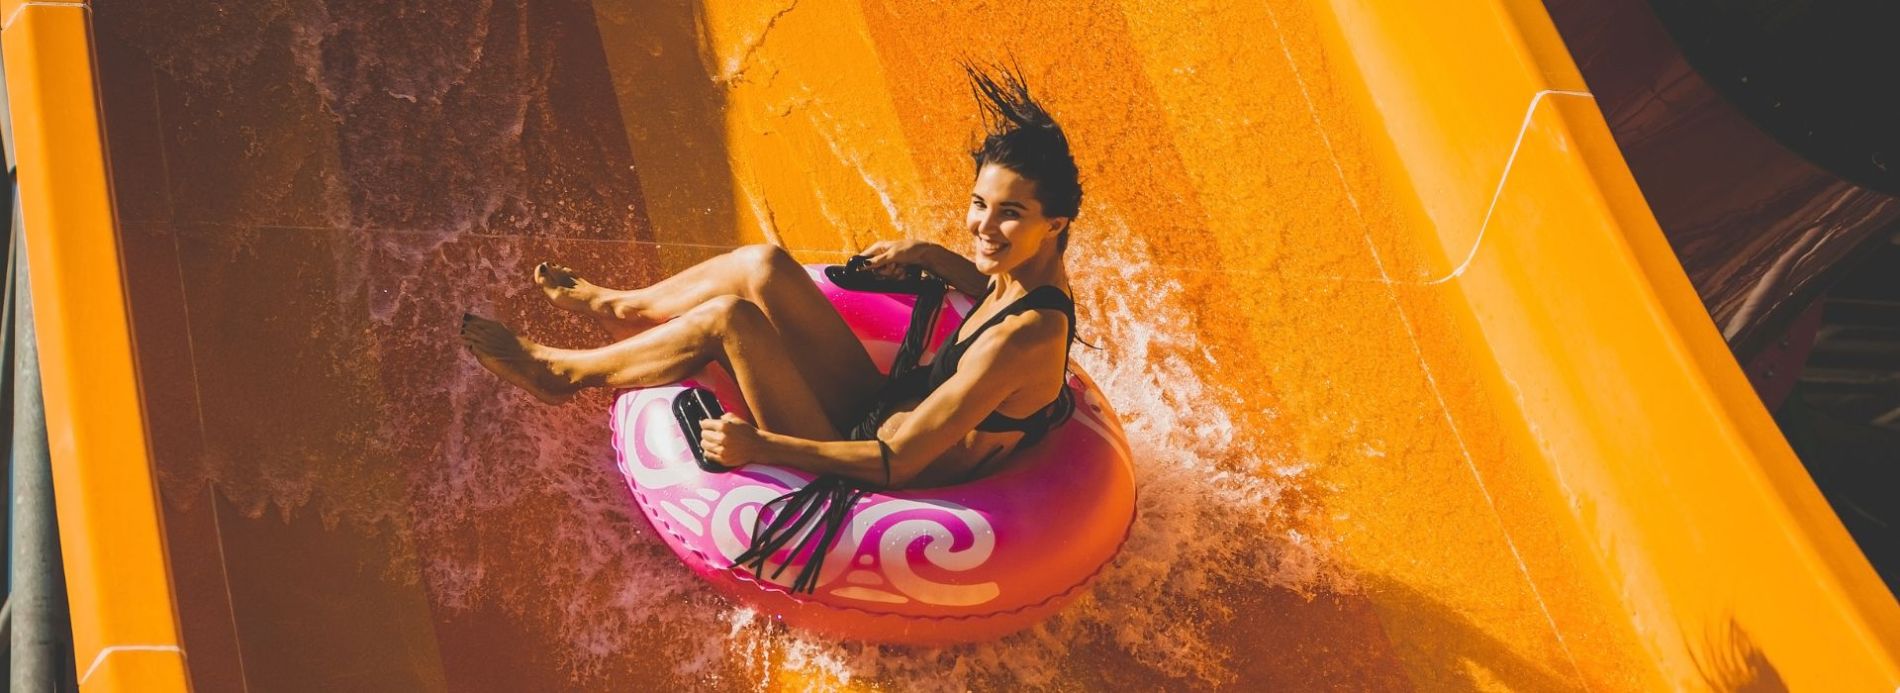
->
xmin=968 ymin=309 xmax=1069 ymax=366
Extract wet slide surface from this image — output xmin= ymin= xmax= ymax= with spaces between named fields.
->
xmin=10 ymin=0 xmax=1886 ymax=689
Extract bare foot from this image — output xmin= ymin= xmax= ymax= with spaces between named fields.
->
xmin=535 ymin=262 xmax=639 ymax=341
xmin=460 ymin=314 xmax=578 ymax=404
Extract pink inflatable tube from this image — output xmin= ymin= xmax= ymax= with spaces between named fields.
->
xmin=611 ymin=265 xmax=1135 ymax=645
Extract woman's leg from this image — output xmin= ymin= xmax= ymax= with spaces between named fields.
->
xmin=462 ymin=295 xmax=841 ymax=441
xmin=540 ymin=244 xmax=819 ymax=335
xmin=536 ymin=244 xmax=883 ymax=425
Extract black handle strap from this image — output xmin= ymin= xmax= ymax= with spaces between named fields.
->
xmin=672 ymin=387 xmax=733 ymax=473
xmin=825 ymin=255 xmax=948 ymax=384
xmin=823 ymin=255 xmax=942 ymax=296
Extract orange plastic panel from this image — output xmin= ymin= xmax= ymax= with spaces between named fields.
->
xmin=2 ymin=4 xmax=188 ymax=691
xmin=44 ymin=0 xmax=1900 ymax=688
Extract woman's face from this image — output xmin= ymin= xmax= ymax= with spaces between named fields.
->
xmin=967 ymin=164 xmax=1067 ymax=275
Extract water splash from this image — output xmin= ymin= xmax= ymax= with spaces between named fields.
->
xmin=159 ymin=199 xmax=1338 ymax=688
xmin=345 ymin=215 xmax=1338 ymax=690
xmin=113 ymin=2 xmax=1338 ymax=686
xmin=676 ymin=216 xmax=1341 ymax=690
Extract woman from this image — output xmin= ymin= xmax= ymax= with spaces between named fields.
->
xmin=462 ymin=65 xmax=1082 ymax=489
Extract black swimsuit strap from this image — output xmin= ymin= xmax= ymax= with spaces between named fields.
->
xmin=952 ymin=284 xmax=1075 ymax=350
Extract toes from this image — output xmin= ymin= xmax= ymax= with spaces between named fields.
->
xmin=534 ymin=262 xmax=569 ymax=288
xmin=466 ymin=319 xmax=506 ymax=341
xmin=459 ymin=328 xmax=489 ymax=353
xmin=457 ymin=317 xmax=517 ymax=352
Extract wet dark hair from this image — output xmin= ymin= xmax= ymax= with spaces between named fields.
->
xmin=963 ymin=62 xmax=1082 ymax=253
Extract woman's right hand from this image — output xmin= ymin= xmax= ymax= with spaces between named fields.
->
xmin=859 ymin=239 xmax=937 ymax=278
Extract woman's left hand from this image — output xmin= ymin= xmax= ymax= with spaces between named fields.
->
xmin=699 ymin=413 xmax=766 ymax=468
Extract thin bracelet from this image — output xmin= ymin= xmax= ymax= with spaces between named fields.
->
xmin=875 ymin=438 xmax=894 ymax=488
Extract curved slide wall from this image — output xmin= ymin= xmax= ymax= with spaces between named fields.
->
xmin=5 ymin=0 xmax=1897 ymax=689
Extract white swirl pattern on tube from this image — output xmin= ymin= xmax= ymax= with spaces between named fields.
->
xmin=629 ymin=388 xmax=1001 ymax=606
xmin=848 ymin=500 xmax=1000 ymax=606
xmin=627 ymin=393 xmax=699 ymax=490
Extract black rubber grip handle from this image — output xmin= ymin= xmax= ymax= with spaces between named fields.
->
xmin=672 ymin=387 xmax=732 ymax=473
xmin=825 ymin=255 xmax=942 ymax=295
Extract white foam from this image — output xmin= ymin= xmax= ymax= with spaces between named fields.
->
xmin=190 ymin=212 xmax=1336 ymax=687
xmin=141 ymin=11 xmax=1338 ymax=676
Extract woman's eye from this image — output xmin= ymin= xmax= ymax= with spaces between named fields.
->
xmin=1003 ymin=210 xmax=1019 ymax=219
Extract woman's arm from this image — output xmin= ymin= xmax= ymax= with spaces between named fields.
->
xmin=738 ymin=341 xmax=1019 ymax=487
xmin=700 ymin=418 xmax=898 ymax=486
xmin=749 ymin=435 xmax=892 ymax=486
xmin=919 ymin=243 xmax=990 ymax=297
xmin=701 ymin=311 xmax=1066 ymax=487
xmin=860 ymin=240 xmax=990 ymax=297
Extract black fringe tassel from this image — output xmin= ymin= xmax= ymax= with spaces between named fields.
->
xmin=732 ymin=475 xmax=870 ymax=594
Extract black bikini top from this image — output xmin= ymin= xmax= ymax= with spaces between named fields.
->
xmin=851 ymin=280 xmax=1077 ymax=449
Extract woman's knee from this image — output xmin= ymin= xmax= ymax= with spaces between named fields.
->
xmin=728 ymin=243 xmax=801 ymax=294
xmin=690 ymin=294 xmax=768 ymax=339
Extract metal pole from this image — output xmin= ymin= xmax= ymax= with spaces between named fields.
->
xmin=2 ymin=181 xmax=14 ymax=596
xmin=10 ymin=212 xmax=57 ymax=692
xmin=1 ymin=184 xmax=16 ymax=685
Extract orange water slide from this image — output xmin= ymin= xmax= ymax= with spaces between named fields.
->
xmin=6 ymin=0 xmax=1897 ymax=690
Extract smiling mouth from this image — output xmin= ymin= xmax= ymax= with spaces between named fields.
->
xmin=978 ymin=238 xmax=1009 ymax=256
